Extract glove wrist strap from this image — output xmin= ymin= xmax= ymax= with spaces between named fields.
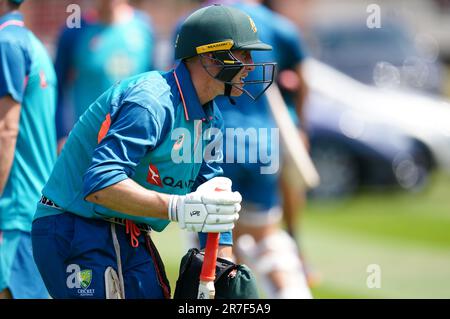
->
xmin=168 ymin=195 xmax=179 ymax=222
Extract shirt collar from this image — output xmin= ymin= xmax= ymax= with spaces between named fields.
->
xmin=173 ymin=61 xmax=214 ymax=122
xmin=0 ymin=11 xmax=24 ymax=26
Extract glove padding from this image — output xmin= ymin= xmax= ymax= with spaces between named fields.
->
xmin=168 ymin=177 xmax=242 ymax=233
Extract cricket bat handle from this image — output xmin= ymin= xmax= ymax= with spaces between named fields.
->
xmin=198 ymin=181 xmax=229 ymax=299
xmin=200 ymin=233 xmax=220 ymax=282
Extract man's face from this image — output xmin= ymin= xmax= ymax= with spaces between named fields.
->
xmin=229 ymin=50 xmax=255 ymax=96
xmin=200 ymin=50 xmax=256 ymax=98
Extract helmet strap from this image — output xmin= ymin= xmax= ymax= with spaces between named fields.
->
xmin=212 ymin=51 xmax=242 ymax=104
xmin=224 ymin=83 xmax=236 ymax=105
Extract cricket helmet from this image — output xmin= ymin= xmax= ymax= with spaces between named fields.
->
xmin=175 ymin=4 xmax=272 ymax=60
xmin=175 ymin=4 xmax=276 ymax=101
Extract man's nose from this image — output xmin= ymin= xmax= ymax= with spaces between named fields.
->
xmin=246 ymin=59 xmax=255 ymax=72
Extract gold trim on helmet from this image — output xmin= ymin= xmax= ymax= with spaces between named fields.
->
xmin=196 ymin=40 xmax=234 ymax=54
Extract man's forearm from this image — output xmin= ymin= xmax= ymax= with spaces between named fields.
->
xmin=85 ymin=178 xmax=170 ymax=220
xmin=0 ymin=97 xmax=20 ymax=196
xmin=0 ymin=134 xmax=17 ymax=195
xmin=295 ymin=64 xmax=309 ymax=126
xmin=217 ymin=245 xmax=234 ymax=261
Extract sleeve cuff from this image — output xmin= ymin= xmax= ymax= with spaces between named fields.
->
xmin=83 ymin=169 xmax=129 ymax=199
xmin=198 ymin=231 xmax=233 ymax=249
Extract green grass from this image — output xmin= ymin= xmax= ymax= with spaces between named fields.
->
xmin=153 ymin=171 xmax=450 ymax=299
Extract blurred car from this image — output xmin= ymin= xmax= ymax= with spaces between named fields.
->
xmin=298 ymin=59 xmax=450 ymax=198
xmin=308 ymin=21 xmax=445 ymax=95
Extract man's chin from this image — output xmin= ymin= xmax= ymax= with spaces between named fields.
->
xmin=230 ymin=87 xmax=245 ymax=97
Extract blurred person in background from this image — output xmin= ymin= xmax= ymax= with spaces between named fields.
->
xmin=54 ymin=0 xmax=155 ymax=152
xmin=262 ymin=0 xmax=321 ymax=289
xmin=177 ymin=0 xmax=314 ymax=298
xmin=0 ymin=0 xmax=56 ymax=299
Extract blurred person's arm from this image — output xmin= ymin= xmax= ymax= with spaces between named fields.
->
xmin=0 ymin=41 xmax=26 ymax=195
xmin=272 ymin=11 xmax=311 ymax=240
xmin=279 ymin=64 xmax=309 ymax=127
xmin=274 ymin=16 xmax=310 ymax=143
xmin=54 ymin=26 xmax=80 ymax=153
xmin=0 ymin=97 xmax=20 ymax=196
xmin=295 ymin=62 xmax=309 ymax=148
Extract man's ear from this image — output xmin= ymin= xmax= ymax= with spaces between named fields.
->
xmin=185 ymin=56 xmax=195 ymax=63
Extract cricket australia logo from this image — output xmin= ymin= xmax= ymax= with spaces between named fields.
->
xmin=247 ymin=15 xmax=257 ymax=33
xmin=80 ymin=269 xmax=92 ymax=289
xmin=66 ymin=264 xmax=95 ymax=297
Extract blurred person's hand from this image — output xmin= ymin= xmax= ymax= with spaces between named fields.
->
xmin=299 ymin=128 xmax=310 ymax=152
xmin=278 ymin=69 xmax=300 ymax=93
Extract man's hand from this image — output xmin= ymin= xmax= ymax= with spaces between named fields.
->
xmin=168 ymin=177 xmax=241 ymax=233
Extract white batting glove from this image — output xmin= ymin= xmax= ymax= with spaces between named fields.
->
xmin=168 ymin=177 xmax=242 ymax=233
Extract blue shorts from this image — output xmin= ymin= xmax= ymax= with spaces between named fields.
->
xmin=31 ymin=212 xmax=170 ymax=299
xmin=221 ymin=117 xmax=281 ymax=211
xmin=0 ymin=230 xmax=49 ymax=298
xmin=222 ymin=161 xmax=280 ymax=211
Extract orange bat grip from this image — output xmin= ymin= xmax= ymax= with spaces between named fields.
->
xmin=200 ymin=233 xmax=220 ymax=282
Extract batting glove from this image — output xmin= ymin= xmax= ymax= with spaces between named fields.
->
xmin=168 ymin=177 xmax=241 ymax=233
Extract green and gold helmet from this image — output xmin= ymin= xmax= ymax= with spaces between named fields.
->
xmin=175 ymin=4 xmax=276 ymax=101
xmin=175 ymin=4 xmax=272 ymax=60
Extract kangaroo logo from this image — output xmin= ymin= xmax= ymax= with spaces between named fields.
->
xmin=147 ymin=164 xmax=163 ymax=187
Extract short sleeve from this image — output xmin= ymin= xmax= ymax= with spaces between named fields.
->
xmin=0 ymin=41 xmax=27 ymax=103
xmin=274 ymin=18 xmax=308 ymax=71
xmin=198 ymin=232 xmax=233 ymax=249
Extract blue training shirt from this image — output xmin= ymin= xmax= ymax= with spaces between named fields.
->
xmin=54 ymin=9 xmax=155 ymax=140
xmin=0 ymin=11 xmax=57 ymax=232
xmin=35 ymin=62 xmax=232 ymax=245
